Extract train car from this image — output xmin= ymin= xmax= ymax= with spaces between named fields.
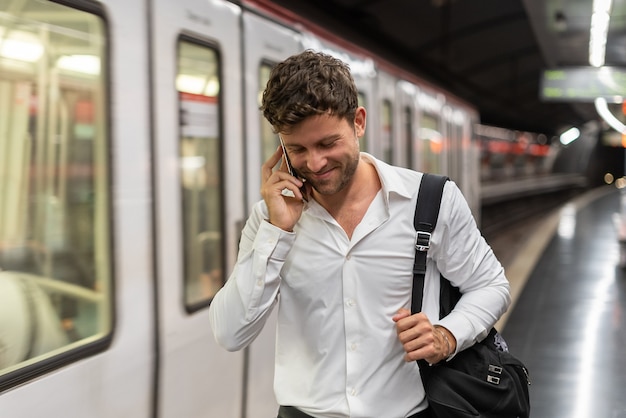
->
xmin=475 ymin=123 xmax=554 ymax=183
xmin=0 ymin=0 xmax=480 ymax=417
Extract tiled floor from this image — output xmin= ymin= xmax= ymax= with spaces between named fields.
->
xmin=501 ymin=186 xmax=626 ymax=418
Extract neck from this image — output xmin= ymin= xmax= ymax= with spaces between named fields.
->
xmin=313 ymin=158 xmax=381 ymax=216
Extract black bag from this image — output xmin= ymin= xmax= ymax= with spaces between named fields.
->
xmin=411 ymin=173 xmax=531 ymax=418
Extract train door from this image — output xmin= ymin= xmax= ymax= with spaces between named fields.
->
xmin=351 ymin=63 xmax=378 ymax=157
xmin=417 ymin=89 xmax=446 ymax=175
xmin=376 ymin=70 xmax=397 ymax=164
xmin=395 ymin=80 xmax=420 ymax=170
xmin=442 ymin=103 xmax=481 ymax=219
xmin=242 ymin=12 xmax=301 ymax=209
xmin=444 ymin=105 xmax=463 ymax=183
xmin=0 ymin=0 xmax=154 ymax=416
xmin=241 ymin=10 xmax=301 ymax=418
xmin=353 ymin=69 xmax=378 ymax=157
xmin=150 ymin=0 xmax=246 ymax=417
xmin=463 ymin=110 xmax=481 ymax=221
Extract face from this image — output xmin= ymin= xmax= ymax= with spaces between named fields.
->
xmin=280 ymin=107 xmax=366 ymax=197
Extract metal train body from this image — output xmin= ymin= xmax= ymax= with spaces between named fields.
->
xmin=0 ymin=0 xmax=480 ymax=416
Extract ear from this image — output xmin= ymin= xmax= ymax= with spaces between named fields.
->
xmin=354 ymin=106 xmax=366 ymax=138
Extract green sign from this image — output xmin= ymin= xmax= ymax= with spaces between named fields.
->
xmin=540 ymin=67 xmax=626 ymax=102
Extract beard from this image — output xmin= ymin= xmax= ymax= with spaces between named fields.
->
xmin=305 ymin=151 xmax=360 ymax=196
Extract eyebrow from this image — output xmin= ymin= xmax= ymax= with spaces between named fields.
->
xmin=280 ymin=133 xmax=343 ymax=149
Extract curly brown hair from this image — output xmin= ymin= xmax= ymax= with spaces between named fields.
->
xmin=260 ymin=50 xmax=359 ymax=134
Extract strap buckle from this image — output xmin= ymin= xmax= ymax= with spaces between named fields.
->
xmin=415 ymin=231 xmax=431 ymax=252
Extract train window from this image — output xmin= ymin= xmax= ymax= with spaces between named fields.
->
xmin=176 ymin=40 xmax=224 ymax=309
xmin=447 ymin=121 xmax=463 ymax=182
xmin=381 ymin=99 xmax=393 ymax=163
xmin=358 ymin=92 xmax=369 ymax=152
xmin=259 ymin=62 xmax=278 ymax=164
xmin=419 ymin=113 xmax=442 ymax=174
xmin=0 ymin=1 xmax=110 ymax=376
xmin=403 ymin=106 xmax=413 ymax=169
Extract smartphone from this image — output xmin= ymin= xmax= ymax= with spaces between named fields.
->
xmin=278 ymin=135 xmax=308 ymax=202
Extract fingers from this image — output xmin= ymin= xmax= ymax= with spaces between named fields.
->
xmin=261 ymin=146 xmax=284 ymax=181
xmin=261 ymin=146 xmax=307 ymax=204
xmin=392 ymin=308 xmax=411 ymax=322
xmin=259 ymin=146 xmax=306 ymax=231
xmin=394 ymin=311 xmax=446 ymax=364
xmin=263 ymin=172 xmax=305 ymax=200
xmin=261 ymin=146 xmax=302 ymax=184
xmin=395 ymin=311 xmax=430 ymax=343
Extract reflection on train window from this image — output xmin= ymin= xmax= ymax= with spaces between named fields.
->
xmin=259 ymin=62 xmax=278 ymax=164
xmin=177 ymin=40 xmax=224 ymax=309
xmin=358 ymin=92 xmax=368 ymax=152
xmin=381 ymin=99 xmax=393 ymax=163
xmin=420 ymin=113 xmax=442 ymax=174
xmin=0 ymin=1 xmax=110 ymax=373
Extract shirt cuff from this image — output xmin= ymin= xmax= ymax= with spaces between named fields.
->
xmin=436 ymin=312 xmax=489 ymax=360
xmin=256 ymin=219 xmax=296 ymax=261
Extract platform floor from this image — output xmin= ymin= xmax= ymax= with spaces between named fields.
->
xmin=494 ymin=185 xmax=626 ymax=418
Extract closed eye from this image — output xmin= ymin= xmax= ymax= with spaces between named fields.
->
xmin=288 ymin=146 xmax=306 ymax=155
xmin=320 ymin=140 xmax=337 ymax=148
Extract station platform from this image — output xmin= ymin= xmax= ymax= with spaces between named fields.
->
xmin=495 ymin=185 xmax=626 ymax=418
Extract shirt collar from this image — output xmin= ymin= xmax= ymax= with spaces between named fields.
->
xmin=302 ymin=152 xmax=413 ymax=216
xmin=360 ymin=152 xmax=413 ymax=201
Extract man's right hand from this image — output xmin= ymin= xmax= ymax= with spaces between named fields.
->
xmin=261 ymin=146 xmax=308 ymax=232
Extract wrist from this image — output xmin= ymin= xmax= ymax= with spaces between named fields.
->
xmin=434 ymin=325 xmax=455 ymax=360
xmin=265 ymin=218 xmax=294 ymax=233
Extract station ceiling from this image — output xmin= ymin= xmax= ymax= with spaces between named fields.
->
xmin=266 ymin=0 xmax=626 ymax=137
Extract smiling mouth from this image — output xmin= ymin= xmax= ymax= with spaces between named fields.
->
xmin=309 ymin=168 xmax=335 ymax=181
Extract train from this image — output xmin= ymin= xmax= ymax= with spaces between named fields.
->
xmin=0 ymin=0 xmax=566 ymax=417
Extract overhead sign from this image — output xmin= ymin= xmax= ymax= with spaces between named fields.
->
xmin=540 ymin=67 xmax=626 ymax=102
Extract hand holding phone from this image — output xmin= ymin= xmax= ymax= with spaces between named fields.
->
xmin=278 ymin=134 xmax=308 ymax=202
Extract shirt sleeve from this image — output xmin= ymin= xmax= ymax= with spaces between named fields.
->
xmin=208 ymin=201 xmax=295 ymax=351
xmin=431 ymin=181 xmax=512 ymax=355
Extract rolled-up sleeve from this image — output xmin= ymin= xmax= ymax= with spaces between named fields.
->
xmin=209 ymin=202 xmax=295 ymax=351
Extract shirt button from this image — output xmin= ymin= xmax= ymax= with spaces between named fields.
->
xmin=350 ymin=343 xmax=357 ymax=351
xmin=346 ymin=299 xmax=356 ymax=307
xmin=346 ymin=254 xmax=351 ymax=260
xmin=350 ymin=388 xmax=357 ymax=396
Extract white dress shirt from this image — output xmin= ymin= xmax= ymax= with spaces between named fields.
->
xmin=209 ymin=153 xmax=511 ymax=418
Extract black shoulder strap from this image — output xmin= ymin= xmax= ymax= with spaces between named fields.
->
xmin=411 ymin=173 xmax=449 ymax=315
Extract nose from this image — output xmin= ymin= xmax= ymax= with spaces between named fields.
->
xmin=305 ymin=149 xmax=327 ymax=173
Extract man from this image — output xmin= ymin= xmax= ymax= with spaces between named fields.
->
xmin=209 ymin=50 xmax=510 ymax=418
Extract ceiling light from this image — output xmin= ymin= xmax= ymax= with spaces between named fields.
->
xmin=589 ymin=0 xmax=612 ymax=66
xmin=57 ymin=55 xmax=101 ymax=75
xmin=560 ymin=127 xmax=580 ymax=145
xmin=595 ymin=97 xmax=626 ymax=133
xmin=0 ymin=30 xmax=43 ymax=62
